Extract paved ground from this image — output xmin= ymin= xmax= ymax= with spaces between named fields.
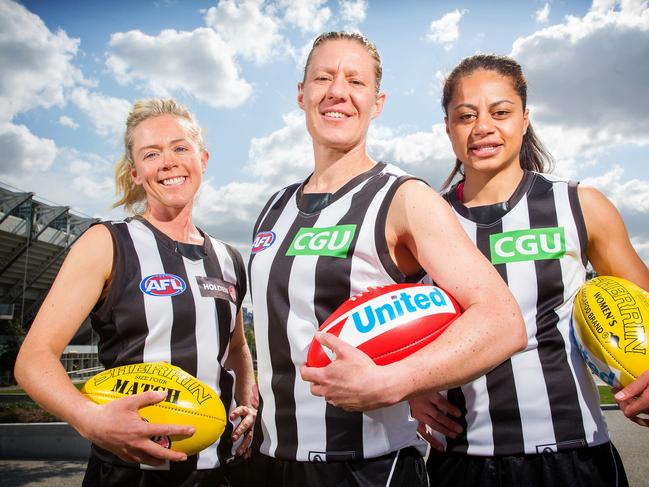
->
xmin=0 ymin=410 xmax=647 ymax=486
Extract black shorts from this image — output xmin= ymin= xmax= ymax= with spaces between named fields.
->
xmin=426 ymin=441 xmax=628 ymax=487
xmin=247 ymin=446 xmax=427 ymax=487
xmin=82 ymin=452 xmax=235 ymax=487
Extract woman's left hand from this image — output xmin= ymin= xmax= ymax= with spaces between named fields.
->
xmin=230 ymin=404 xmax=257 ymax=456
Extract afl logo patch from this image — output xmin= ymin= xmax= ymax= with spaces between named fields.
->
xmin=252 ymin=231 xmax=276 ymax=253
xmin=140 ymin=274 xmax=186 ymax=297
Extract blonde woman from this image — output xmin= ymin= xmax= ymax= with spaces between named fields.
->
xmin=15 ymin=99 xmax=255 ymax=487
xmin=248 ymin=32 xmax=526 ymax=486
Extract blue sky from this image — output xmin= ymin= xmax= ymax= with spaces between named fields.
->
xmin=1 ymin=0 xmax=648 ymax=265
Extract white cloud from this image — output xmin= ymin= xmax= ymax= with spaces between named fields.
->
xmin=512 ymin=0 xmax=649 ymax=150
xmin=631 ymin=239 xmax=649 ymax=265
xmin=291 ymin=37 xmax=317 ymax=74
xmin=279 ymin=0 xmax=331 ymax=33
xmin=203 ymin=0 xmax=284 ymax=64
xmin=106 ymin=28 xmax=252 ymax=108
xmin=339 ymin=0 xmax=367 ymax=26
xmin=58 ymin=115 xmax=79 ymax=130
xmin=63 ymin=149 xmax=117 ymax=207
xmin=535 ymin=3 xmax=551 ymax=23
xmin=0 ymin=0 xmax=82 ymax=121
xmin=426 ymin=9 xmax=467 ymax=49
xmin=368 ymin=123 xmax=454 ymax=188
xmin=0 ymin=135 xmax=119 ymax=218
xmin=0 ymin=122 xmax=57 ymax=174
xmin=581 ymin=165 xmax=649 ymax=264
xmin=581 ymin=165 xmax=649 ymax=214
xmin=69 ymin=88 xmax=131 ymax=138
xmin=70 ymin=173 xmax=115 ymax=201
xmin=246 ymin=110 xmax=314 ymax=186
xmin=194 ymin=180 xmax=273 ymax=248
xmin=68 ymin=159 xmax=93 ymax=172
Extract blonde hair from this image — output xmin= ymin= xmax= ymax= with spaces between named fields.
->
xmin=303 ymin=31 xmax=383 ymax=93
xmin=113 ymin=99 xmax=206 ymax=214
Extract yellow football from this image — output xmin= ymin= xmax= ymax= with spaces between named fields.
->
xmin=572 ymin=276 xmax=648 ymax=388
xmin=81 ymin=362 xmax=227 ymax=455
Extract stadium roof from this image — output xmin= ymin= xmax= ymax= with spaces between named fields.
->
xmin=0 ymin=182 xmax=99 ymax=329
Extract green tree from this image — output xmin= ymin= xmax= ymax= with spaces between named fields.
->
xmin=0 ymin=319 xmax=26 ymax=386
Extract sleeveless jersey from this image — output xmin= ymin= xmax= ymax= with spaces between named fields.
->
xmin=248 ymin=163 xmax=427 ymax=462
xmin=437 ymin=171 xmax=608 ymax=456
xmin=90 ymin=216 xmax=247 ymax=470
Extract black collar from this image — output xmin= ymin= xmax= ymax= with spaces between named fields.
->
xmin=447 ymin=171 xmax=535 ymax=225
xmin=296 ymin=162 xmax=386 ymax=214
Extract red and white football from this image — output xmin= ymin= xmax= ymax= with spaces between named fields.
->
xmin=306 ymin=283 xmax=461 ymax=367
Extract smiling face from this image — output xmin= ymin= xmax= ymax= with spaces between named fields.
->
xmin=445 ymin=69 xmax=529 ymax=178
xmin=130 ymin=114 xmax=208 ymax=213
xmin=298 ymin=39 xmax=385 ymax=153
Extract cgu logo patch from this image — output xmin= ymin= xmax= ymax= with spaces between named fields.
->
xmin=286 ymin=224 xmax=356 ymax=258
xmin=140 ymin=274 xmax=186 ymax=297
xmin=490 ymin=227 xmax=566 ymax=264
xmin=252 ymin=231 xmax=276 ymax=253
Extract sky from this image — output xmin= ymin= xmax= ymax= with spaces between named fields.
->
xmin=1 ymin=0 xmax=648 ymax=267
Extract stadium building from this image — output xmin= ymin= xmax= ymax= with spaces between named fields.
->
xmin=0 ymin=182 xmax=100 ymax=381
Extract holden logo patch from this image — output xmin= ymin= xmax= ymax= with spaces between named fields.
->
xmin=252 ymin=231 xmax=276 ymax=253
xmin=140 ymin=274 xmax=186 ymax=297
xmin=196 ymin=276 xmax=237 ymax=303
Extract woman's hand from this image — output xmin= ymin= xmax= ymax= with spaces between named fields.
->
xmin=614 ymin=371 xmax=649 ymax=427
xmin=409 ymin=392 xmax=463 ymax=451
xmin=79 ymin=390 xmax=195 ymax=466
xmin=230 ymin=403 xmax=257 ymax=457
xmin=300 ymin=332 xmax=403 ymax=411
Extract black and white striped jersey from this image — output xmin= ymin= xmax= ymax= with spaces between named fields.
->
xmin=248 ymin=163 xmax=427 ymax=462
xmin=90 ymin=216 xmax=246 ymax=470
xmin=436 ymin=171 xmax=608 ymax=456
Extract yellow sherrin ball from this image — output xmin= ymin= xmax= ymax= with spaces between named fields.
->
xmin=81 ymin=362 xmax=227 ymax=455
xmin=571 ymin=276 xmax=648 ymax=388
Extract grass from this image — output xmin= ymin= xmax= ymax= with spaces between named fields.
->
xmin=598 ymin=385 xmax=616 ymax=405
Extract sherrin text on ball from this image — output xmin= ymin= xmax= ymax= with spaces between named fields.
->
xmin=571 ymin=276 xmax=648 ymax=388
xmin=81 ymin=362 xmax=227 ymax=455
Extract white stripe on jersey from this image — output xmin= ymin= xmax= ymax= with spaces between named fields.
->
xmin=128 ymin=220 xmax=173 ymax=364
xmin=553 ymin=184 xmax=607 ymax=445
xmin=453 ymin=214 xmax=496 ymax=456
xmin=503 ymin=196 xmax=556 ymax=454
xmin=182 ymin=242 xmax=221 ymax=469
xmin=289 ymin=189 xmax=355 ymax=461
xmin=253 ymin=192 xmax=297 ymax=458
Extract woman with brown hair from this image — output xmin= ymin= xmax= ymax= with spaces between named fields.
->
xmin=410 ymin=53 xmax=649 ymax=486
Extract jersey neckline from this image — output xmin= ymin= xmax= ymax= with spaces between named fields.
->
xmin=130 ymin=215 xmax=212 ymax=260
xmin=447 ymin=170 xmax=535 ymax=225
xmin=295 ymin=162 xmax=386 ymax=214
